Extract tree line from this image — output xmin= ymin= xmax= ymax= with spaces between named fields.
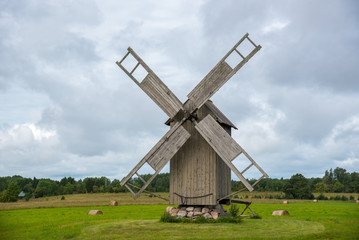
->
xmin=0 ymin=167 xmax=358 ymax=202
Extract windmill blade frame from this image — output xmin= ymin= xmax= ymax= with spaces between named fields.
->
xmin=116 ymin=47 xmax=184 ymax=118
xmin=195 ymin=114 xmax=268 ymax=192
xmin=185 ymin=33 xmax=261 ymax=113
xmin=120 ymin=120 xmax=190 ymax=199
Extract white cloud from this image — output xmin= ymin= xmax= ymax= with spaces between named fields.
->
xmin=335 ymin=155 xmax=359 ymax=168
xmin=262 ymin=20 xmax=290 ymax=34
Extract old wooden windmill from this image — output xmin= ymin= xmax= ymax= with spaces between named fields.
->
xmin=116 ymin=33 xmax=268 ymax=206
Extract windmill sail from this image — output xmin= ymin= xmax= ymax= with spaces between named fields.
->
xmin=120 ymin=121 xmax=190 ymax=199
xmin=116 ymin=47 xmax=183 ymax=118
xmin=195 ymin=115 xmax=268 ymax=192
xmin=185 ymin=33 xmax=261 ymax=113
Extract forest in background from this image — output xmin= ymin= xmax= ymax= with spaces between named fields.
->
xmin=0 ymin=167 xmax=358 ymax=202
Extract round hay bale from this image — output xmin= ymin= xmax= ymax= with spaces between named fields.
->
xmin=356 ymin=200 xmax=359 ymax=203
xmin=283 ymin=200 xmax=289 ymax=204
xmin=272 ymin=210 xmax=290 ymax=216
xmin=87 ymin=210 xmax=103 ymax=215
xmin=313 ymin=199 xmax=318 ymax=203
xmin=109 ymin=200 xmax=118 ymax=206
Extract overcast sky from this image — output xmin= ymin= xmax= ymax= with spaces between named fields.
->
xmin=0 ymin=0 xmax=358 ymax=181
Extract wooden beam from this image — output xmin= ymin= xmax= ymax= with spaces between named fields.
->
xmin=195 ymin=115 xmax=254 ymax=192
xmin=116 ymin=47 xmax=184 ymax=118
xmin=120 ymin=120 xmax=188 ymax=186
xmin=185 ymin=33 xmax=261 ymax=113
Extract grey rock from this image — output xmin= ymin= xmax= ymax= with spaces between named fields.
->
xmin=177 ymin=210 xmax=187 ymax=218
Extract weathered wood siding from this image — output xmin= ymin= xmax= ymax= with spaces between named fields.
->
xmin=169 ymin=104 xmax=231 ymax=205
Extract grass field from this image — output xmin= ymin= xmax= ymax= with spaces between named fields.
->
xmin=0 ymin=193 xmax=358 ymax=239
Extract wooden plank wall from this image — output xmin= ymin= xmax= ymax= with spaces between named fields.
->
xmin=169 ymin=105 xmax=231 ymax=205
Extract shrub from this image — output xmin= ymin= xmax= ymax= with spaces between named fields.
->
xmin=341 ymin=195 xmax=348 ymax=201
xmin=229 ymin=204 xmax=240 ymax=217
xmin=349 ymin=195 xmax=354 ymax=200
xmin=317 ymin=193 xmax=328 ymax=200
xmin=160 ymin=212 xmax=180 ymax=223
xmin=233 ymin=195 xmax=239 ymax=199
xmin=25 ymin=194 xmax=31 ymax=202
xmin=61 ymin=195 xmax=65 ymax=200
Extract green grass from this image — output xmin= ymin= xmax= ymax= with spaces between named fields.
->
xmin=1 ymin=199 xmax=358 ymax=239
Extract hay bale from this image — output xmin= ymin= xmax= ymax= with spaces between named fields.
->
xmin=283 ymin=200 xmax=289 ymax=204
xmin=313 ymin=199 xmax=318 ymax=203
xmin=109 ymin=200 xmax=118 ymax=206
xmin=356 ymin=200 xmax=359 ymax=203
xmin=272 ymin=210 xmax=290 ymax=216
xmin=87 ymin=210 xmax=103 ymax=215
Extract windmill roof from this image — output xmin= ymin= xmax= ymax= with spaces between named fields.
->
xmin=165 ymin=100 xmax=238 ymax=129
xmin=204 ymin=100 xmax=238 ymax=129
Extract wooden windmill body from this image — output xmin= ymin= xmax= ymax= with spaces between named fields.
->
xmin=117 ymin=33 xmax=268 ymax=206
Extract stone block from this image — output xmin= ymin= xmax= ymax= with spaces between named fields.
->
xmin=186 ymin=207 xmax=194 ymax=212
xmin=177 ymin=210 xmax=187 ymax=218
xmin=187 ymin=211 xmax=194 ymax=217
xmin=194 ymin=207 xmax=202 ymax=213
xmin=194 ymin=211 xmax=202 ymax=216
xmin=171 ymin=208 xmax=179 ymax=214
xmin=211 ymin=211 xmax=219 ymax=219
xmin=166 ymin=206 xmax=174 ymax=213
xmin=202 ymin=207 xmax=210 ymax=214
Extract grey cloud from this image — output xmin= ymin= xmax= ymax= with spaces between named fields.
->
xmin=0 ymin=0 xmax=358 ymax=180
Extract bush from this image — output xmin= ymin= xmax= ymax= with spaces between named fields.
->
xmin=341 ymin=195 xmax=348 ymax=201
xmin=317 ymin=193 xmax=328 ymax=200
xmin=25 ymin=194 xmax=31 ymax=202
xmin=349 ymin=195 xmax=354 ymax=200
xmin=229 ymin=204 xmax=240 ymax=217
xmin=233 ymin=195 xmax=239 ymax=199
xmin=160 ymin=212 xmax=181 ymax=223
xmin=334 ymin=195 xmax=341 ymax=201
xmin=61 ymin=195 xmax=65 ymax=200
xmin=274 ymin=195 xmax=283 ymax=199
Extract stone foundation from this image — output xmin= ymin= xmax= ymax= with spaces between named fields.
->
xmin=166 ymin=204 xmax=228 ymax=220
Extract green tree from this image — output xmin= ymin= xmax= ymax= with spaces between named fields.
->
xmin=0 ymin=182 xmax=20 ymax=202
xmin=64 ymin=182 xmax=74 ymax=194
xmin=333 ymin=181 xmax=344 ymax=193
xmin=284 ymin=174 xmax=313 ymax=199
